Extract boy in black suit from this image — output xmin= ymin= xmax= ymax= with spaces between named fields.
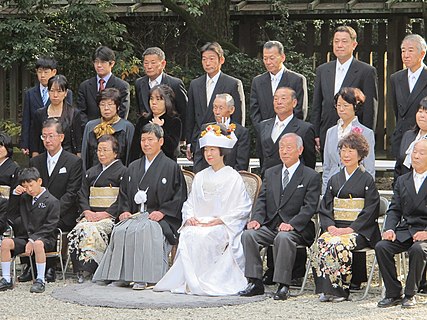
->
xmin=0 ymin=168 xmax=60 ymax=293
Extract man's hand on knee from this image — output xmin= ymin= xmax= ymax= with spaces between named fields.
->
xmin=278 ymin=223 xmax=294 ymax=232
xmin=413 ymin=231 xmax=427 ymax=242
xmin=247 ymin=220 xmax=260 ymax=230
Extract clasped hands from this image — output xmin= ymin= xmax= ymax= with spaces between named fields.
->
xmin=186 ymin=217 xmax=223 ymax=227
xmin=83 ymin=210 xmax=111 ymax=222
xmin=382 ymin=230 xmax=427 ymax=242
xmin=327 ymin=226 xmax=354 ymax=236
xmin=246 ymin=220 xmax=294 ymax=232
xmin=118 ymin=210 xmax=165 ymax=222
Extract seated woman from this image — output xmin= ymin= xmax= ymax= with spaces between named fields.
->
xmin=315 ymin=132 xmax=381 ymax=302
xmin=81 ymin=88 xmax=134 ymax=171
xmin=67 ymin=135 xmax=126 ymax=283
xmin=154 ymin=124 xmax=252 ymax=296
xmin=0 ymin=132 xmax=18 ymax=199
xmin=129 ymin=84 xmax=181 ymax=162
xmin=31 ymin=75 xmax=82 ymax=157
xmin=322 ymin=87 xmax=375 ymax=194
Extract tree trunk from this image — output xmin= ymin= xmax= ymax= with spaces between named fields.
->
xmin=200 ymin=0 xmax=231 ymax=41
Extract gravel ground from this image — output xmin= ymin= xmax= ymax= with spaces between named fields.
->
xmin=0 ymin=279 xmax=426 ymax=320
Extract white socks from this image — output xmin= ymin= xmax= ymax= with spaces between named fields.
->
xmin=36 ymin=263 xmax=46 ymax=283
xmin=1 ymin=262 xmax=11 ymax=282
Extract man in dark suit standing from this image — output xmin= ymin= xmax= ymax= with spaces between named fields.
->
xmin=186 ymin=42 xmax=245 ymax=160
xmin=250 ymin=40 xmax=308 ymax=127
xmin=310 ymin=26 xmax=378 ymax=154
xmin=27 ymin=118 xmax=82 ymax=282
xmin=135 ymin=47 xmax=187 ymax=139
xmin=239 ymin=133 xmax=320 ymax=300
xmin=376 ymin=139 xmax=427 ymax=308
xmin=258 ymin=87 xmax=315 ymax=177
xmin=20 ymin=57 xmax=73 ymax=156
xmin=390 ymin=34 xmax=427 ymax=157
xmin=193 ymin=93 xmax=250 ymax=173
xmin=77 ymin=46 xmax=130 ymax=124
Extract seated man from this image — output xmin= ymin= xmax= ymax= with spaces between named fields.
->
xmin=239 ymin=133 xmax=320 ymax=300
xmin=0 ymin=168 xmax=60 ymax=293
xmin=193 ymin=93 xmax=250 ymax=173
xmin=93 ymin=123 xmax=187 ymax=289
xmin=376 ymin=139 xmax=427 ymax=308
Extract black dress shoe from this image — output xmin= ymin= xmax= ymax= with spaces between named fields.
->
xmin=290 ymin=277 xmax=303 ymax=287
xmin=401 ymin=295 xmax=417 ymax=308
xmin=273 ymin=284 xmax=290 ymax=300
xmin=262 ymin=270 xmax=274 ymax=285
xmin=418 ymin=285 xmax=427 ymax=294
xmin=0 ymin=278 xmax=13 ymax=291
xmin=377 ymin=296 xmax=403 ymax=308
xmin=30 ymin=279 xmax=45 ymax=293
xmin=77 ymin=272 xmax=85 ymax=284
xmin=18 ymin=265 xmax=33 ymax=282
xmin=350 ymin=283 xmax=362 ymax=291
xmin=238 ymin=279 xmax=264 ymax=297
xmin=45 ymin=268 xmax=56 ymax=283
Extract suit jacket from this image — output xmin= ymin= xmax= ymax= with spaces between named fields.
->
xmin=18 ymin=190 xmax=60 ymax=245
xmin=250 ymin=68 xmax=308 ymax=127
xmin=390 ymin=67 xmax=427 ymax=156
xmin=385 ymin=171 xmax=427 ymax=242
xmin=322 ymin=119 xmax=375 ymax=193
xmin=0 ymin=158 xmax=19 ymax=186
xmin=20 ymin=85 xmax=73 ymax=150
xmin=257 ymin=116 xmax=316 ymax=176
xmin=192 ymin=122 xmax=250 ymax=173
xmin=135 ymin=73 xmax=188 ymax=136
xmin=30 ymin=150 xmax=82 ymax=231
xmin=394 ymin=129 xmax=419 ymax=179
xmin=310 ymin=59 xmax=378 ymax=151
xmin=252 ymin=163 xmax=321 ymax=245
xmin=77 ymin=74 xmax=130 ymax=124
xmin=186 ymin=72 xmax=245 ymax=151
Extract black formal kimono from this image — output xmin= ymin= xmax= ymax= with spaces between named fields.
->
xmin=68 ymin=160 xmax=126 ymax=274
xmin=81 ymin=118 xmax=135 ymax=171
xmin=0 ymin=197 xmax=8 ymax=234
xmin=316 ymin=168 xmax=380 ymax=297
xmin=0 ymin=158 xmax=18 ymax=187
xmin=31 ymin=104 xmax=83 ymax=155
xmin=0 ymin=158 xmax=20 ymax=233
xmin=129 ymin=113 xmax=181 ymax=162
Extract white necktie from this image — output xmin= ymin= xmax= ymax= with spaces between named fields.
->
xmin=414 ymin=173 xmax=425 ymax=194
xmin=42 ymin=87 xmax=49 ymax=106
xmin=271 ymin=122 xmax=284 ymax=143
xmin=271 ymin=75 xmax=279 ymax=95
xmin=206 ymin=78 xmax=214 ymax=106
xmin=409 ymin=75 xmax=417 ymax=93
xmin=48 ymin=159 xmax=55 ymax=176
xmin=334 ymin=66 xmax=345 ymax=95
xmin=149 ymin=79 xmax=158 ymax=89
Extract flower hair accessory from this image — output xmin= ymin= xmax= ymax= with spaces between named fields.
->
xmin=351 ymin=126 xmax=363 ymax=135
xmin=199 ymin=124 xmax=237 ymax=149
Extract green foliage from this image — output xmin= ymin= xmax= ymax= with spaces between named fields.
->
xmin=175 ymin=0 xmax=211 ymax=16
xmin=0 ymin=120 xmax=21 ymax=137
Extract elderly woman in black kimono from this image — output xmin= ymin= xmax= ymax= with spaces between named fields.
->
xmin=0 ymin=132 xmax=18 ymax=197
xmin=129 ymin=84 xmax=181 ymax=162
xmin=81 ymin=88 xmax=134 ymax=171
xmin=315 ymin=132 xmax=381 ymax=302
xmin=68 ymin=135 xmax=126 ymax=283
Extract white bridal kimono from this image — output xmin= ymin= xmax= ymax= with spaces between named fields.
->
xmin=154 ymin=166 xmax=251 ymax=296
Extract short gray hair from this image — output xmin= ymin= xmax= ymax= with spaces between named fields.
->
xmin=263 ymin=41 xmax=284 ymax=55
xmin=279 ymin=133 xmax=303 ymax=149
xmin=215 ymin=93 xmax=234 ymax=109
xmin=141 ymin=123 xmax=164 ymax=139
xmin=142 ymin=47 xmax=165 ymax=60
xmin=402 ymin=34 xmax=427 ymax=54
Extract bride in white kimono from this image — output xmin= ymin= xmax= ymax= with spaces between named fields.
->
xmin=154 ymin=123 xmax=252 ymax=296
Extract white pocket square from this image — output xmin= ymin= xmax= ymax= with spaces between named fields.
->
xmin=59 ymin=167 xmax=67 ymax=174
xmin=297 ymin=184 xmax=304 ymax=188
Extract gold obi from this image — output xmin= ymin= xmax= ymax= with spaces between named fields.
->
xmin=0 ymin=185 xmax=10 ymax=199
xmin=89 ymin=186 xmax=119 ymax=208
xmin=333 ymin=197 xmax=365 ymax=221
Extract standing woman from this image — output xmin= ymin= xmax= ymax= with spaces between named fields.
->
xmin=31 ymin=75 xmax=82 ymax=157
xmin=81 ymin=88 xmax=134 ymax=171
xmin=68 ymin=135 xmax=126 ymax=283
xmin=129 ymin=84 xmax=181 ymax=162
xmin=315 ymin=133 xmax=381 ymax=302
xmin=322 ymin=87 xmax=375 ymax=194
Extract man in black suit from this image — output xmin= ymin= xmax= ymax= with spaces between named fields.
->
xmin=250 ymin=40 xmax=308 ymax=128
xmin=186 ymin=42 xmax=245 ymax=160
xmin=25 ymin=118 xmax=82 ymax=282
xmin=258 ymin=87 xmax=315 ymax=177
xmin=390 ymin=34 xmax=427 ymax=157
xmin=376 ymin=139 xmax=427 ymax=308
xmin=77 ymin=46 xmax=130 ymax=124
xmin=310 ymin=26 xmax=378 ymax=154
xmin=135 ymin=47 xmax=188 ymax=139
xmin=239 ymin=133 xmax=320 ymax=300
xmin=193 ymin=93 xmax=250 ymax=173
xmin=20 ymin=57 xmax=73 ymax=156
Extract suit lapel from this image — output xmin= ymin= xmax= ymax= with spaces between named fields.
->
xmin=407 ymin=68 xmax=427 ymax=108
xmin=262 ymin=73 xmax=273 ymax=105
xmin=326 ymin=61 xmax=336 ymax=97
xmin=341 ymin=59 xmax=359 ymax=88
xmin=271 ymin=165 xmax=282 ymax=208
xmin=278 ymin=163 xmax=304 ymax=209
xmin=263 ymin=119 xmax=276 ymax=156
xmin=47 ymin=151 xmax=67 ymax=188
xmin=402 ymin=172 xmax=420 ymax=208
xmin=89 ymin=77 xmax=98 ymax=103
xmin=140 ymin=77 xmax=151 ymax=113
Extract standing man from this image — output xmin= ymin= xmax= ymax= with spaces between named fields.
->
xmin=239 ymin=133 xmax=320 ymax=300
xmin=390 ymin=34 xmax=427 ymax=157
xmin=250 ymin=40 xmax=308 ymax=127
xmin=375 ymin=139 xmax=427 ymax=308
xmin=186 ymin=42 xmax=245 ymax=160
xmin=77 ymin=46 xmax=130 ymax=124
xmin=135 ymin=47 xmax=188 ymax=139
xmin=310 ymin=26 xmax=378 ymax=154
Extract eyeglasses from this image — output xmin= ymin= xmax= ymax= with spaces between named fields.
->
xmin=335 ymin=103 xmax=354 ymax=109
xmin=40 ymin=134 xmax=61 ymax=141
xmin=97 ymin=148 xmax=113 ymax=153
xmin=99 ymin=103 xmax=116 ymax=110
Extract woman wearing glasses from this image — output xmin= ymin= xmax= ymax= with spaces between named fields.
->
xmin=81 ymin=88 xmax=134 ymax=171
xmin=31 ymin=75 xmax=82 ymax=157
